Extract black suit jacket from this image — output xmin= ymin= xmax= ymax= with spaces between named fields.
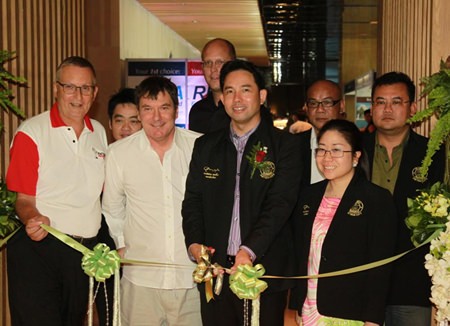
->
xmin=363 ymin=130 xmax=445 ymax=306
xmin=182 ymin=114 xmax=302 ymax=292
xmin=292 ymin=170 xmax=397 ymax=324
xmin=296 ymin=129 xmax=313 ymax=186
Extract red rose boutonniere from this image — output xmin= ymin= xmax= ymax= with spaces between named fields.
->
xmin=246 ymin=141 xmax=275 ymax=179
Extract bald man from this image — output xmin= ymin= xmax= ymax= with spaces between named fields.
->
xmin=299 ymin=80 xmax=345 ymax=185
xmin=188 ymin=38 xmax=236 ymax=133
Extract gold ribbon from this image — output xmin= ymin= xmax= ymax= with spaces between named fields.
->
xmin=192 ymin=245 xmax=225 ymax=302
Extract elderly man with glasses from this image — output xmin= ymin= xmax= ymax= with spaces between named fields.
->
xmin=6 ymin=56 xmax=107 ymax=325
xmin=298 ymin=79 xmax=345 ymax=186
xmin=188 ymin=38 xmax=236 ymax=133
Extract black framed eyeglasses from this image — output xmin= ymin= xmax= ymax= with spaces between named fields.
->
xmin=306 ymin=98 xmax=341 ymax=109
xmin=372 ymin=98 xmax=411 ymax=109
xmin=315 ymin=148 xmax=353 ymax=158
xmin=57 ymin=81 xmax=95 ymax=96
xmin=202 ymin=60 xmax=226 ymax=69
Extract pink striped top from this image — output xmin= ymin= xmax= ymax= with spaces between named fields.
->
xmin=302 ymin=196 xmax=340 ymax=326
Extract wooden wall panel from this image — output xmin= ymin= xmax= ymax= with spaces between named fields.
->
xmin=0 ymin=1 xmax=85 ymax=324
xmin=1 ymin=0 xmax=85 ymax=176
xmin=379 ymin=0 xmax=450 ymax=136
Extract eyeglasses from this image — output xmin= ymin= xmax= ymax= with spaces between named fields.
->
xmin=306 ymin=99 xmax=341 ymax=109
xmin=373 ymin=98 xmax=410 ymax=109
xmin=57 ymin=81 xmax=95 ymax=96
xmin=315 ymin=148 xmax=353 ymax=158
xmin=202 ymin=60 xmax=226 ymax=69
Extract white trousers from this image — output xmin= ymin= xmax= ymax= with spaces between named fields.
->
xmin=120 ymin=277 xmax=202 ymax=326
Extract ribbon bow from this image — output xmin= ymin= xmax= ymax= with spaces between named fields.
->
xmin=229 ymin=264 xmax=268 ymax=300
xmin=192 ymin=246 xmax=224 ymax=302
xmin=81 ymin=243 xmax=121 ymax=282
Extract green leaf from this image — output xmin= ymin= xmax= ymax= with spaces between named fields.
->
xmin=0 ymin=180 xmax=21 ymax=239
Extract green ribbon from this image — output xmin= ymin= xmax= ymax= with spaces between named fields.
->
xmin=0 ymin=226 xmax=21 ymax=248
xmin=40 ymin=224 xmax=120 ymax=282
xmin=263 ymin=240 xmax=430 ymax=280
xmin=41 ymin=224 xmax=91 ymax=254
xmin=39 ymin=224 xmax=431 ymax=285
xmin=229 ymin=264 xmax=268 ymax=300
xmin=82 ymin=243 xmax=121 ymax=282
xmin=40 ymin=224 xmax=192 ymax=276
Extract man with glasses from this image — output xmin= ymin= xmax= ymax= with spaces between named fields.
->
xmin=6 ymin=56 xmax=107 ymax=325
xmin=362 ymin=71 xmax=445 ymax=326
xmin=299 ymin=79 xmax=344 ymax=185
xmin=188 ymin=38 xmax=236 ymax=133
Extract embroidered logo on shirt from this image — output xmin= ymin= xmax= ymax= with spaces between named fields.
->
xmin=92 ymin=147 xmax=106 ymax=159
xmin=412 ymin=166 xmax=427 ymax=183
xmin=347 ymin=200 xmax=364 ymax=216
xmin=203 ymin=167 xmax=220 ymax=179
xmin=302 ymin=205 xmax=310 ymax=216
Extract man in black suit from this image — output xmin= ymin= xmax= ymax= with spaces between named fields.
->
xmin=363 ymin=72 xmax=445 ymax=326
xmin=298 ymin=80 xmax=344 ymax=185
xmin=182 ymin=59 xmax=302 ymax=326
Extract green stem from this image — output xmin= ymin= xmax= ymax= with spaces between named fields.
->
xmin=445 ymin=138 xmax=450 ymax=187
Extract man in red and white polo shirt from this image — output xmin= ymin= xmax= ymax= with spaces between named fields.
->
xmin=6 ymin=56 xmax=107 ymax=326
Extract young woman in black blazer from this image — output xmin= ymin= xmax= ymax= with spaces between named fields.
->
xmin=291 ymin=119 xmax=397 ymax=326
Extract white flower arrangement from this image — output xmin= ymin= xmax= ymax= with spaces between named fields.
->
xmin=406 ymin=56 xmax=450 ymax=325
xmin=425 ymin=221 xmax=450 ymax=325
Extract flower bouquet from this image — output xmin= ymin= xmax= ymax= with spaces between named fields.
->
xmin=405 ymin=182 xmax=450 ymax=247
xmin=406 ymin=56 xmax=450 ymax=325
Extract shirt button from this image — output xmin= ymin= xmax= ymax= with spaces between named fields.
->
xmin=72 ymin=140 xmax=76 ymax=143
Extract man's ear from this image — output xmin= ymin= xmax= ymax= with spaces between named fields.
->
xmin=339 ymin=98 xmax=346 ymax=115
xmin=409 ymin=101 xmax=417 ymax=117
xmin=259 ymin=89 xmax=267 ymax=105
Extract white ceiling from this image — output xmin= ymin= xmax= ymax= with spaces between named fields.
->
xmin=136 ymin=0 xmax=269 ymax=65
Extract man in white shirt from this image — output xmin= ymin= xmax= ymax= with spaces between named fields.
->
xmin=299 ymin=80 xmax=345 ymax=185
xmin=6 ymin=56 xmax=107 ymax=325
xmin=102 ymin=76 xmax=202 ymax=325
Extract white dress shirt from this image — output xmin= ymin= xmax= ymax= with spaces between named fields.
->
xmin=310 ymin=128 xmax=325 ymax=184
xmin=102 ymin=128 xmax=200 ymax=289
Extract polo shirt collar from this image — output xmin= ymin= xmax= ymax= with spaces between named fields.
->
xmin=50 ymin=102 xmax=94 ymax=131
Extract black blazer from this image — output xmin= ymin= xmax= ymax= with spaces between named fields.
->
xmin=291 ymin=170 xmax=397 ymax=324
xmin=182 ymin=113 xmax=302 ymax=292
xmin=296 ymin=129 xmax=313 ymax=186
xmin=363 ymin=130 xmax=445 ymax=306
